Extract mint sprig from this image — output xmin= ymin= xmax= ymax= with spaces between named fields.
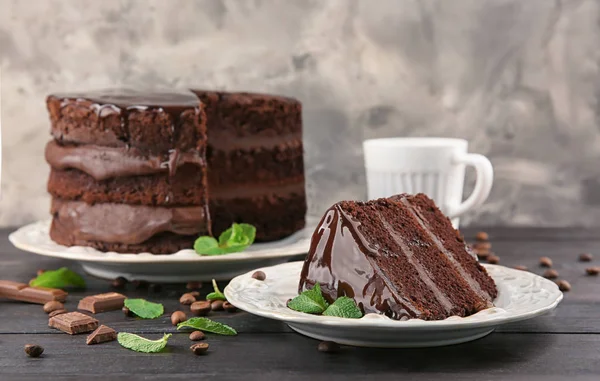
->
xmin=194 ymin=223 xmax=256 ymax=255
xmin=206 ymin=279 xmax=226 ymax=301
xmin=287 ymin=283 xmax=329 ymax=314
xmin=29 ymin=267 xmax=86 ymax=289
xmin=322 ymin=296 xmax=363 ymax=318
xmin=288 ymin=283 xmax=363 ymax=319
xmin=177 ymin=317 xmax=237 ymax=336
xmin=124 ymin=299 xmax=164 ymax=319
xmin=117 ymin=332 xmax=171 ymax=353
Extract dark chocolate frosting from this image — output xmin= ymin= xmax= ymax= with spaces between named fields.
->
xmin=51 ymin=199 xmax=206 ymax=245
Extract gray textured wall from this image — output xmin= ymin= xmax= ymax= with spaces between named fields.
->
xmin=1 ymin=0 xmax=599 ymax=227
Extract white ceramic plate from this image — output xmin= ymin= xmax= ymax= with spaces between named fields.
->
xmin=9 ymin=220 xmax=311 ymax=282
xmin=225 ymin=261 xmax=563 ymax=348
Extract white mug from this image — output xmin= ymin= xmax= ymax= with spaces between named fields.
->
xmin=363 ymin=138 xmax=493 ymax=227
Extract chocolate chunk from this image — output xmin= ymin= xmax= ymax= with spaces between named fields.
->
xmin=539 ymin=257 xmax=553 ymax=267
xmin=251 ymin=271 xmax=266 ymax=281
xmin=0 ymin=280 xmax=67 ymax=304
xmin=43 ymin=301 xmax=65 ymax=314
xmin=190 ymin=342 xmax=209 ymax=355
xmin=86 ymin=325 xmax=117 ymax=345
xmin=24 ymin=344 xmax=44 ymax=358
xmin=78 ymin=292 xmax=126 ymax=313
xmin=49 ymin=311 xmax=98 ymax=335
xmin=579 ymin=253 xmax=593 ymax=262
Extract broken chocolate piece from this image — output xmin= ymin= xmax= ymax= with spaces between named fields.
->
xmin=86 ymin=325 xmax=117 ymax=345
xmin=0 ymin=280 xmax=67 ymax=304
xmin=49 ymin=311 xmax=98 ymax=335
xmin=78 ymin=292 xmax=126 ymax=313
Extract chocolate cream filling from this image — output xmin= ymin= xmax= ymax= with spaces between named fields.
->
xmin=51 ymin=199 xmax=206 ymax=245
xmin=45 ymin=140 xmax=204 ymax=181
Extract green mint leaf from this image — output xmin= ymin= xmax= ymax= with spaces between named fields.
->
xmin=177 ymin=317 xmax=237 ymax=336
xmin=117 ymin=332 xmax=171 ymax=353
xmin=218 ymin=223 xmax=243 ymax=247
xmin=29 ymin=267 xmax=86 ymax=289
xmin=322 ymin=296 xmax=363 ymax=318
xmin=287 ymin=283 xmax=329 ymax=314
xmin=206 ymin=279 xmax=226 ymax=301
xmin=238 ymin=223 xmax=256 ymax=245
xmin=194 ymin=236 xmax=221 ymax=254
xmin=124 ymin=298 xmax=164 ymax=319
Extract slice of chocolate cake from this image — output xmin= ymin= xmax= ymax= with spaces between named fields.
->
xmin=298 ymin=193 xmax=497 ymax=321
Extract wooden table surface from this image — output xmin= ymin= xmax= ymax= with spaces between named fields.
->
xmin=1 ymin=227 xmax=599 ymax=381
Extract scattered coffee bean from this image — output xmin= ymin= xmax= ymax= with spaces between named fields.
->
xmin=191 ymin=301 xmax=212 ymax=316
xmin=586 ymin=267 xmax=600 ymax=276
xmin=476 ymin=250 xmax=490 ymax=259
xmin=223 ymin=301 xmax=237 ymax=313
xmin=473 ymin=241 xmax=492 ymax=251
xmin=211 ymin=300 xmax=225 ymax=311
xmin=171 ymin=311 xmax=187 ymax=326
xmin=190 ymin=291 xmax=201 ymax=297
xmin=514 ymin=265 xmax=528 ymax=271
xmin=48 ymin=309 xmax=68 ymax=318
xmin=148 ymin=283 xmax=162 ymax=293
xmin=317 ymin=341 xmax=340 ymax=353
xmin=132 ymin=280 xmax=149 ymax=289
xmin=543 ymin=269 xmax=559 ymax=279
xmin=180 ymin=293 xmax=197 ymax=305
xmin=186 ymin=281 xmax=202 ymax=290
xmin=36 ymin=269 xmax=46 ymax=276
xmin=251 ymin=271 xmax=266 ymax=281
xmin=539 ymin=257 xmax=553 ymax=267
xmin=122 ymin=306 xmax=134 ymax=317
xmin=24 ymin=344 xmax=44 ymax=358
xmin=190 ymin=342 xmax=209 ymax=355
xmin=111 ymin=276 xmax=128 ymax=289
xmin=557 ymin=280 xmax=571 ymax=292
xmin=579 ymin=253 xmax=593 ymax=262
xmin=189 ymin=331 xmax=205 ymax=341
xmin=43 ymin=301 xmax=64 ymax=314
xmin=487 ymin=255 xmax=500 ymax=264
xmin=475 ymin=232 xmax=489 ymax=241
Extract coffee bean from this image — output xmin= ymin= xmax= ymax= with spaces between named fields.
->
xmin=36 ymin=269 xmax=46 ymax=276
xmin=111 ymin=276 xmax=128 ymax=289
xmin=476 ymin=249 xmax=490 ymax=259
xmin=148 ymin=283 xmax=163 ymax=293
xmin=487 ymin=255 xmax=500 ymax=264
xmin=180 ymin=293 xmax=197 ymax=305
xmin=48 ymin=309 xmax=67 ymax=318
xmin=475 ymin=232 xmax=489 ymax=241
xmin=190 ymin=301 xmax=212 ymax=316
xmin=43 ymin=301 xmax=64 ymax=314
xmin=122 ymin=306 xmax=134 ymax=317
xmin=190 ymin=291 xmax=201 ymax=298
xmin=223 ymin=301 xmax=237 ymax=313
xmin=473 ymin=241 xmax=492 ymax=251
xmin=189 ymin=331 xmax=205 ymax=341
xmin=543 ymin=269 xmax=559 ymax=279
xmin=171 ymin=311 xmax=187 ymax=326
xmin=211 ymin=300 xmax=225 ymax=311
xmin=132 ymin=280 xmax=149 ymax=289
xmin=579 ymin=253 xmax=593 ymax=262
xmin=251 ymin=271 xmax=266 ymax=281
xmin=24 ymin=344 xmax=44 ymax=358
xmin=317 ymin=341 xmax=340 ymax=353
xmin=186 ymin=281 xmax=202 ymax=290
xmin=539 ymin=257 xmax=553 ymax=267
xmin=514 ymin=265 xmax=528 ymax=271
xmin=557 ymin=280 xmax=571 ymax=292
xmin=190 ymin=342 xmax=209 ymax=355
xmin=586 ymin=267 xmax=600 ymax=276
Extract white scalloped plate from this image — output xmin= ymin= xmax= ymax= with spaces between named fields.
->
xmin=224 ymin=261 xmax=563 ymax=348
xmin=9 ymin=220 xmax=311 ymax=282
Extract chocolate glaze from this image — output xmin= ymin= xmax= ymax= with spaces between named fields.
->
xmin=298 ymin=205 xmax=418 ymax=320
xmin=51 ymin=199 xmax=206 ymax=245
xmin=45 ymin=140 xmax=204 ymax=181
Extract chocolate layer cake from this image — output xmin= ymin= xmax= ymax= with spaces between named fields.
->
xmin=45 ymin=88 xmax=306 ymax=254
xmin=299 ymin=193 xmax=497 ymax=320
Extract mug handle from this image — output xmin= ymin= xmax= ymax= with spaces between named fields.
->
xmin=446 ymin=153 xmax=493 ymax=219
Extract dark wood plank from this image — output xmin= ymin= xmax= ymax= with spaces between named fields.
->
xmin=0 ymin=332 xmax=599 ymax=380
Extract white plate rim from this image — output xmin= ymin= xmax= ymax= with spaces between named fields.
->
xmin=9 ymin=220 xmax=311 ymax=264
xmin=224 ymin=261 xmax=564 ymax=331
